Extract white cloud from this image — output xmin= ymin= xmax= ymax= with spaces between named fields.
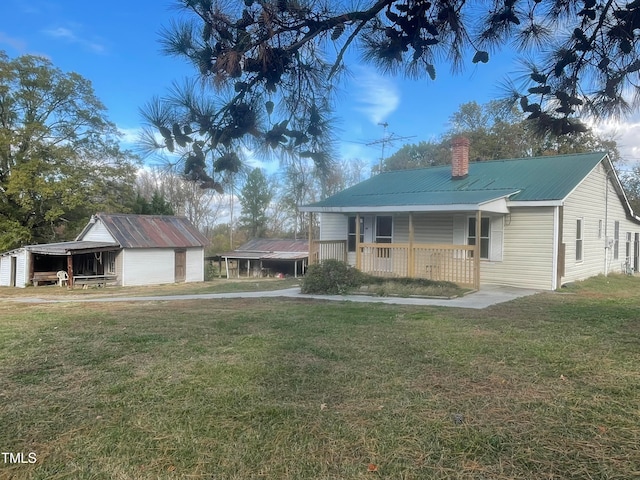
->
xmin=0 ymin=31 xmax=28 ymax=52
xmin=117 ymin=126 xmax=142 ymax=147
xmin=590 ymin=115 xmax=640 ymax=168
xmin=352 ymin=66 xmax=400 ymax=124
xmin=43 ymin=25 xmax=106 ymax=54
xmin=44 ymin=27 xmax=75 ymax=40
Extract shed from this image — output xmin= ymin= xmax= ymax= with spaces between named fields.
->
xmin=0 ymin=213 xmax=209 ymax=287
xmin=220 ymin=238 xmax=309 ymax=278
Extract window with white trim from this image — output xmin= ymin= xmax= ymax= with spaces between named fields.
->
xmin=576 ymin=218 xmax=583 ymax=262
xmin=468 ymin=217 xmax=490 ymax=259
xmin=105 ymin=251 xmax=116 ymax=274
xmin=375 ymin=216 xmax=393 ymax=244
xmin=626 ymin=232 xmax=631 ymax=262
xmin=375 ymin=216 xmax=393 ymax=258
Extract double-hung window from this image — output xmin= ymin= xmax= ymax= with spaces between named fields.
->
xmin=375 ymin=216 xmax=393 ymax=243
xmin=468 ymin=217 xmax=490 ymax=259
xmin=576 ymin=219 xmax=583 ymax=262
xmin=626 ymin=232 xmax=632 ymax=262
xmin=375 ymin=216 xmax=393 ymax=258
xmin=105 ymin=252 xmax=116 ymax=274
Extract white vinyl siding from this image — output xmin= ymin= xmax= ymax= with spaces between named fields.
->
xmin=121 ymin=249 xmax=176 ymax=286
xmin=318 ymin=213 xmax=352 ymax=263
xmin=394 ymin=213 xmax=454 ymax=244
xmin=319 ymin=213 xmax=347 ymax=241
xmin=78 ymin=219 xmax=116 ymax=243
xmin=186 ymin=248 xmax=205 ymax=282
xmin=0 ymin=256 xmax=10 ymax=286
xmin=562 ymin=161 xmax=640 ymax=282
xmin=0 ymin=250 xmax=28 ymax=288
xmin=15 ymin=253 xmax=27 ymax=287
xmin=481 ymin=207 xmax=556 ymax=290
xmin=120 ymin=247 xmax=204 ymax=286
xmin=0 ymin=259 xmax=6 ymax=285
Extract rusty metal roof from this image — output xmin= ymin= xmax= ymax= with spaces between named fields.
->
xmin=26 ymin=241 xmax=120 ymax=255
xmin=94 ymin=214 xmax=209 ymax=249
xmin=221 ymin=238 xmax=308 ymax=260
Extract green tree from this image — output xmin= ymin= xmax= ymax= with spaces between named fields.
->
xmin=238 ymin=168 xmax=273 ymax=238
xmin=621 ymin=166 xmax=640 ymax=214
xmin=131 ymin=190 xmax=175 ymax=216
xmin=0 ymin=52 xmax=139 ymax=250
xmin=381 ymin=101 xmax=619 ymax=171
xmin=150 ymin=0 xmax=639 ymax=170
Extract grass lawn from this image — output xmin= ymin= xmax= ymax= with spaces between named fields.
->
xmin=1 ymin=275 xmax=639 ymax=479
xmin=0 ymin=277 xmax=302 ymax=300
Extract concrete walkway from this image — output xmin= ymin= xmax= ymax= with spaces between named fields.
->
xmin=10 ymin=285 xmax=540 ymax=309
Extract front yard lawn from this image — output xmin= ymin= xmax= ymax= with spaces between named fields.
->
xmin=0 ymin=277 xmax=301 ymax=300
xmin=1 ymin=275 xmax=638 ymax=479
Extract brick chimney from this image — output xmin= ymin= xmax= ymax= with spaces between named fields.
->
xmin=451 ymin=136 xmax=470 ymax=180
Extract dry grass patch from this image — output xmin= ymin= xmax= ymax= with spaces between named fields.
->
xmin=0 ymin=277 xmax=300 ymax=300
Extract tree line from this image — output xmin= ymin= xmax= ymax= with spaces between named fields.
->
xmin=3 ymin=0 xmax=640 ymax=253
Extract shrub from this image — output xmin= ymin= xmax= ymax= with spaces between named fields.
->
xmin=301 ymin=259 xmax=364 ymax=294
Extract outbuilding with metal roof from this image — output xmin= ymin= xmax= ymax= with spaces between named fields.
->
xmin=0 ymin=214 xmax=209 ymax=288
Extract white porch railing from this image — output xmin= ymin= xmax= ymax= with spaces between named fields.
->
xmin=311 ymin=240 xmax=348 ymax=264
xmin=312 ymin=241 xmax=478 ymax=288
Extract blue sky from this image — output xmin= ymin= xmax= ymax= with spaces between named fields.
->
xmin=2 ymin=0 xmax=639 ymax=171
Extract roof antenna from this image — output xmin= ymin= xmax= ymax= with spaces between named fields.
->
xmin=366 ymin=122 xmax=414 ymax=174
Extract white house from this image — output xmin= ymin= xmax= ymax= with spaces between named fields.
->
xmin=299 ymin=138 xmax=640 ymax=290
xmin=0 ymin=213 xmax=209 ymax=287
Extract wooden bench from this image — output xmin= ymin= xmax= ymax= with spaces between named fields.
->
xmin=32 ymin=271 xmax=59 ymax=286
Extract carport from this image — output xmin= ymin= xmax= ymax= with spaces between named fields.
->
xmin=220 ymin=239 xmax=309 ymax=278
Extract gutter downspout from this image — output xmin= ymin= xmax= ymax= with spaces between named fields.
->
xmin=604 ymin=169 xmax=610 ymax=276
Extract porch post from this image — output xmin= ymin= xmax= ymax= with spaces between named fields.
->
xmin=28 ymin=251 xmax=34 ymax=286
xmin=474 ymin=210 xmax=481 ymax=289
xmin=408 ymin=212 xmax=415 ymax=277
xmin=308 ymin=212 xmax=314 ymax=266
xmin=67 ymin=255 xmax=74 ymax=288
xmin=355 ymin=213 xmax=361 ymax=270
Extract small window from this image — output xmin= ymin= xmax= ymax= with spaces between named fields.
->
xmin=375 ymin=216 xmax=393 ymax=244
xmin=576 ymin=219 xmax=583 ymax=262
xmin=375 ymin=216 xmax=393 ymax=258
xmin=598 ymin=220 xmax=603 ymax=239
xmin=347 ymin=216 xmax=364 ymax=252
xmin=626 ymin=232 xmax=632 ymax=261
xmin=614 ymin=221 xmax=620 ymax=260
xmin=105 ymin=252 xmax=116 ymax=274
xmin=468 ymin=217 xmax=490 ymax=259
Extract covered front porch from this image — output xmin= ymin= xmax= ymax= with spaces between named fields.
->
xmin=27 ymin=241 xmax=120 ymax=287
xmin=308 ymin=211 xmax=485 ymax=289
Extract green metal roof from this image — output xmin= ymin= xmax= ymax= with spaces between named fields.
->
xmin=302 ymin=152 xmax=607 ymax=211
